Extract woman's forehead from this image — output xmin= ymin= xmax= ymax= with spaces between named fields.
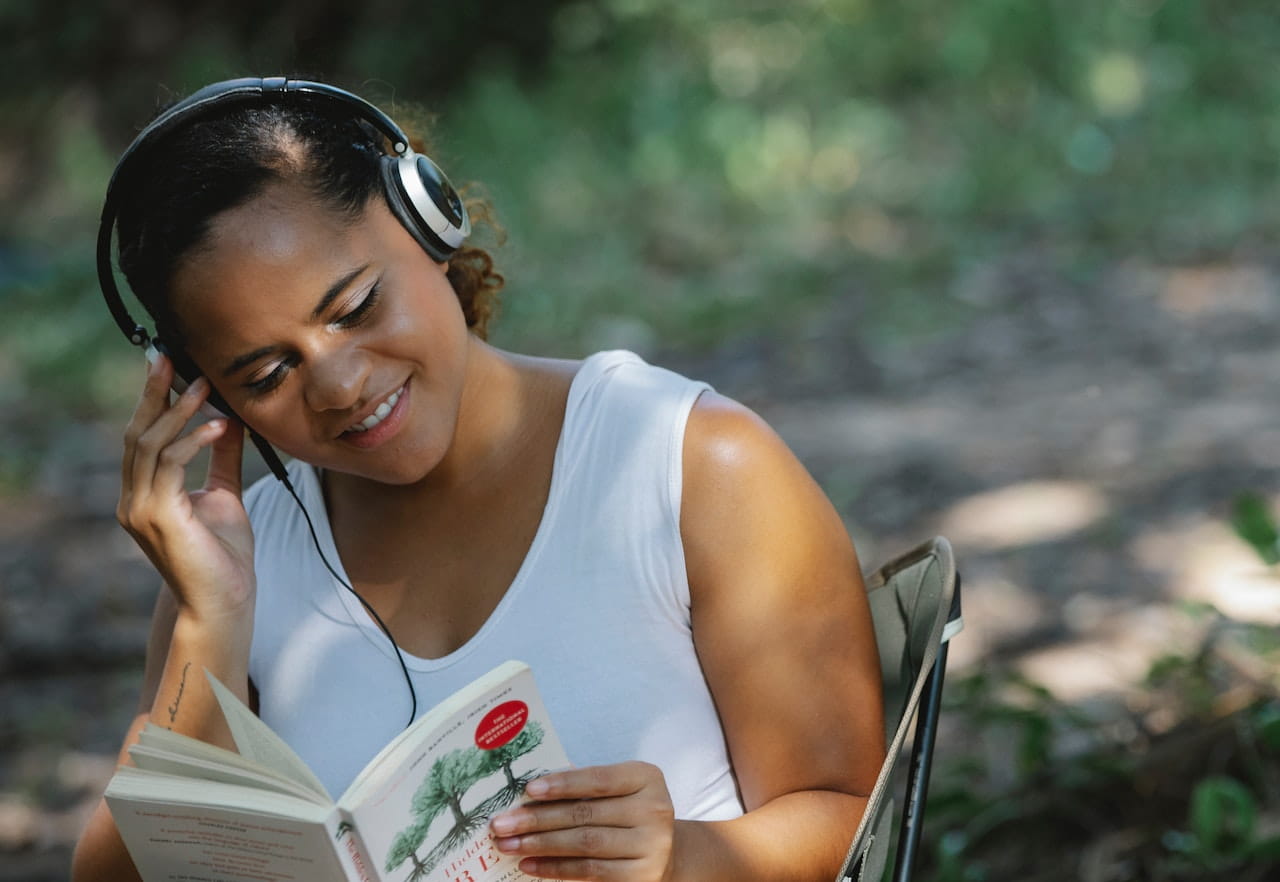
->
xmin=187 ymin=184 xmax=372 ymax=274
xmin=202 ymin=182 xmax=356 ymax=263
xmin=173 ymin=185 xmax=374 ymax=328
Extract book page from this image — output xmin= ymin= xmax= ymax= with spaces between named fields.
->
xmin=205 ymin=669 xmax=332 ymax=800
xmin=106 ymin=772 xmax=350 ymax=882
xmin=133 ymin=723 xmax=328 ymax=802
xmin=343 ymin=662 xmax=570 ymax=882
xmin=130 ymin=741 xmax=326 ymax=803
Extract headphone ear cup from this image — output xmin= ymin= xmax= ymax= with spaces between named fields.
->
xmin=379 ymin=153 xmax=470 ymax=262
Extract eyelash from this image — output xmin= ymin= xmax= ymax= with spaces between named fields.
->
xmin=244 ymin=282 xmax=383 ymax=397
xmin=246 ymin=357 xmax=296 ymax=397
xmin=335 ymin=281 xmax=382 ymax=330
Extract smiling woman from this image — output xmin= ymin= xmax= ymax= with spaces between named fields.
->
xmin=168 ymin=179 xmax=475 ymax=486
xmin=73 ymin=77 xmax=885 ymax=882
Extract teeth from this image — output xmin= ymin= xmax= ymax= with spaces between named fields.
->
xmin=348 ymin=388 xmax=401 ymax=433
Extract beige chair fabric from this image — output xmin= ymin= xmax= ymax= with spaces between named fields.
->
xmin=838 ymin=536 xmax=962 ymax=882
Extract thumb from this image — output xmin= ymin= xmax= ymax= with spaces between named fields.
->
xmin=205 ymin=419 xmax=245 ymax=495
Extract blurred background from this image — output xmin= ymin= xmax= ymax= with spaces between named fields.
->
xmin=3 ymin=1 xmax=1279 ymax=879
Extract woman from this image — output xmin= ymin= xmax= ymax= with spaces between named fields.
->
xmin=72 ymin=79 xmax=884 ymax=882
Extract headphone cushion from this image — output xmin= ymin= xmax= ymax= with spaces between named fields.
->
xmin=379 ymin=155 xmax=458 ymax=262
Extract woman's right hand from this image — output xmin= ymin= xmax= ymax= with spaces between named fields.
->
xmin=118 ymin=351 xmax=256 ymax=621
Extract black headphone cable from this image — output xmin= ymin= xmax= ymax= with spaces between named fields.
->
xmin=277 ymin=473 xmax=419 ymax=728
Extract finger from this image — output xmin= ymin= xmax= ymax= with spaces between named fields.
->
xmin=493 ymin=796 xmax=637 ymax=837
xmin=515 ymin=855 xmax=643 ymax=881
xmin=146 ymin=418 xmax=231 ymax=502
xmin=205 ymin=418 xmax=245 ymax=496
xmin=523 ymin=763 xmax=654 ymax=802
xmin=494 ymin=824 xmax=643 ymax=861
xmin=128 ymin=377 xmax=216 ymax=496
xmin=122 ymin=352 xmax=176 ymax=490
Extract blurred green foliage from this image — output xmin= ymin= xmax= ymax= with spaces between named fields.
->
xmin=7 ymin=1 xmax=1280 ymax=364
xmin=3 ymin=0 xmax=1279 ymax=476
xmin=926 ymin=604 xmax=1280 ymax=881
xmin=1232 ymin=493 xmax=1280 ymax=566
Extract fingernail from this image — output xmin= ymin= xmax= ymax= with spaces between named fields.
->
xmin=526 ymin=778 xmax=549 ymax=797
xmin=491 ymin=814 xmax=516 ymax=835
xmin=494 ymin=836 xmax=520 ymax=852
xmin=188 ymin=376 xmax=208 ymax=394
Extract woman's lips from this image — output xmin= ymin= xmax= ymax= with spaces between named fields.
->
xmin=340 ymin=382 xmax=409 ymax=449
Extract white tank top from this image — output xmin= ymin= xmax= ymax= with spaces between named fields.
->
xmin=244 ymin=350 xmax=744 ymax=819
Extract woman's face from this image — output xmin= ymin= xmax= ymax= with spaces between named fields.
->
xmin=171 ymin=180 xmax=472 ymax=485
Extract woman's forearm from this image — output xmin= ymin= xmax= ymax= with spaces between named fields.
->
xmin=146 ymin=609 xmax=253 ymax=745
xmin=672 ymin=790 xmax=867 ymax=882
xmin=71 ymin=607 xmax=252 ymax=882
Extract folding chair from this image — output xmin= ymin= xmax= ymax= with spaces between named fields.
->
xmin=838 ymin=536 xmax=964 ymax=882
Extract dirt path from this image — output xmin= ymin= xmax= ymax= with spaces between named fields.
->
xmin=3 ymin=257 xmax=1277 ymax=878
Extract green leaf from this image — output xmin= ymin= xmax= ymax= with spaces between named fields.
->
xmin=1189 ymin=776 xmax=1256 ymax=857
xmin=1254 ymin=703 xmax=1280 ymax=751
xmin=1230 ymin=493 xmax=1280 ymax=565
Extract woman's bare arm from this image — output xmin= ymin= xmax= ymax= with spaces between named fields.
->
xmin=671 ymin=391 xmax=885 ymax=881
xmin=72 ymin=353 xmax=257 ymax=882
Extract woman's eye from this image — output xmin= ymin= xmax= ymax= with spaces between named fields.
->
xmin=247 ymin=361 xmax=291 ymax=396
xmin=335 ymin=282 xmax=381 ymax=329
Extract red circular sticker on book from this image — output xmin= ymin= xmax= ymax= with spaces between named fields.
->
xmin=475 ymin=701 xmax=529 ymax=750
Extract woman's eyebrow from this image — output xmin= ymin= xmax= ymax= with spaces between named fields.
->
xmin=310 ymin=264 xmax=370 ymax=320
xmin=222 ymin=345 xmax=276 ymax=378
xmin=220 ymin=264 xmax=371 ymax=377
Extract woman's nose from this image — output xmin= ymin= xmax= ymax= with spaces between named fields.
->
xmin=303 ymin=343 xmax=371 ymax=413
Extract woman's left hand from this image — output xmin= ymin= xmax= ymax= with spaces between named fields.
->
xmin=490 ymin=761 xmax=677 ymax=882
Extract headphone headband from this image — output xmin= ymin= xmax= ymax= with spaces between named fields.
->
xmin=97 ymin=76 xmax=452 ymax=345
xmin=110 ymin=78 xmax=412 ymax=183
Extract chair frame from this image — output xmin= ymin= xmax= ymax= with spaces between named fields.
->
xmin=838 ymin=537 xmax=963 ymax=882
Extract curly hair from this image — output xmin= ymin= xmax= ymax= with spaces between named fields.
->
xmin=114 ymin=96 xmax=504 ymax=344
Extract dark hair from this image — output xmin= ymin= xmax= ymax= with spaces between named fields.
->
xmin=115 ymin=101 xmax=503 ymax=344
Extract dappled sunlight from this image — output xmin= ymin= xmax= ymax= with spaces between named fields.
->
xmin=938 ymin=480 xmax=1110 ymax=551
xmin=1089 ymin=52 xmax=1146 ymax=116
xmin=1014 ymin=604 xmax=1201 ymax=702
xmin=1017 ymin=639 xmax=1149 ymax=702
xmin=1131 ymin=516 xmax=1280 ymax=626
xmin=950 ymin=507 xmax=1280 ymax=704
xmin=1158 ymin=263 xmax=1275 ymax=319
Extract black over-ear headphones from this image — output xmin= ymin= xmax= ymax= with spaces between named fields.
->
xmin=96 ymin=76 xmax=471 ymax=481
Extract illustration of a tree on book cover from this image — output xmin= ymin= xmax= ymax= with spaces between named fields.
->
xmin=386 ymin=717 xmax=547 ymax=881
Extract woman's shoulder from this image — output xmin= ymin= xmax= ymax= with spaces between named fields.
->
xmin=679 ymin=389 xmax=860 ymax=608
xmin=683 ymin=391 xmax=787 ymax=482
xmin=680 ymin=388 xmax=842 ymax=551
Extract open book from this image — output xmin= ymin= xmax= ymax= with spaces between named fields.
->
xmin=105 ymin=660 xmax=569 ymax=882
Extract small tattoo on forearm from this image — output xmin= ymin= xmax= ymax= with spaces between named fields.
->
xmin=168 ymin=661 xmax=191 ymax=725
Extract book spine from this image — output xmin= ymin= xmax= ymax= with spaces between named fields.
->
xmin=325 ymin=807 xmax=379 ymax=882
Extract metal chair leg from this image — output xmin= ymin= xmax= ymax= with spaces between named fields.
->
xmin=892 ymin=638 xmax=950 ymax=882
